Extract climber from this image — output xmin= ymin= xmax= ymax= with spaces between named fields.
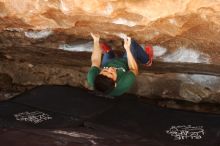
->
xmin=87 ymin=33 xmax=153 ymax=96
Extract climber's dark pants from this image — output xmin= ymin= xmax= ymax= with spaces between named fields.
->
xmin=101 ymin=39 xmax=149 ymax=66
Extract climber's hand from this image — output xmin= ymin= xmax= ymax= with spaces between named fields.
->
xmin=123 ymin=36 xmax=131 ymax=51
xmin=91 ymin=33 xmax=100 ymax=42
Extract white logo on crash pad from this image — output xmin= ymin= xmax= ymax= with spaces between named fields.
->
xmin=14 ymin=111 xmax=52 ymax=124
xmin=166 ymin=125 xmax=205 ymax=140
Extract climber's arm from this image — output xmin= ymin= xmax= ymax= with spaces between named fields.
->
xmin=124 ymin=37 xmax=139 ymax=76
xmin=91 ymin=33 xmax=102 ymax=68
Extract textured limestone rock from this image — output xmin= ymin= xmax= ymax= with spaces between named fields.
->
xmin=1 ymin=0 xmax=219 ymax=27
xmin=133 ymin=73 xmax=220 ymax=103
xmin=0 ymin=0 xmax=219 ymax=64
xmin=0 ymin=73 xmax=12 ymax=90
xmin=1 ymin=45 xmax=220 ymax=103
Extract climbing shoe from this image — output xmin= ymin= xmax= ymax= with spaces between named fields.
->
xmin=145 ymin=45 xmax=153 ymax=66
xmin=100 ymin=42 xmax=111 ymax=53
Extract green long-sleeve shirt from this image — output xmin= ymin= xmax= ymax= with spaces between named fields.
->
xmin=87 ymin=58 xmax=135 ymax=96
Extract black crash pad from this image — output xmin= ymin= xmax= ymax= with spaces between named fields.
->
xmin=0 ymin=85 xmax=220 ymax=146
xmin=87 ymin=97 xmax=220 ymax=146
xmin=11 ymin=85 xmax=116 ymax=118
xmin=0 ymin=102 xmax=81 ymax=128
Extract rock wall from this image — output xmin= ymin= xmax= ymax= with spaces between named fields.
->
xmin=0 ymin=0 xmax=220 ymax=63
xmin=1 ymin=42 xmax=220 ymax=104
xmin=1 ymin=0 xmax=220 ymax=27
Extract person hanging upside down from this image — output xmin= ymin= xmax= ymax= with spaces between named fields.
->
xmin=87 ymin=33 xmax=153 ymax=96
